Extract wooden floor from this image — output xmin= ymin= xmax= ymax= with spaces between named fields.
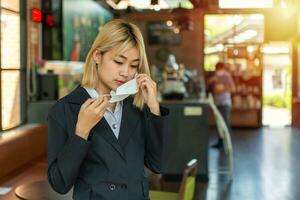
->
xmin=0 ymin=156 xmax=47 ymax=200
xmin=195 ymin=127 xmax=300 ymax=200
xmin=1 ymin=127 xmax=300 ymax=200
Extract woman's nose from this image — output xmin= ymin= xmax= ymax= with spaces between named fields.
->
xmin=120 ymin=65 xmax=129 ymax=77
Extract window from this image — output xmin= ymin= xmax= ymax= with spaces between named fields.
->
xmin=1 ymin=0 xmax=21 ymax=130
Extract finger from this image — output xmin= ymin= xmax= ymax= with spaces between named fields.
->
xmin=89 ymin=97 xmax=104 ymax=109
xmin=82 ymin=98 xmax=95 ymax=109
xmin=137 ymin=76 xmax=149 ymax=86
xmin=138 ymin=77 xmax=155 ymax=89
xmin=145 ymin=78 xmax=156 ymax=88
xmin=134 ymin=72 xmax=139 ymax=78
xmin=141 ymin=83 xmax=148 ymax=97
xmin=136 ymin=74 xmax=154 ymax=84
xmin=95 ymin=98 xmax=109 ymax=113
xmin=136 ymin=74 xmax=148 ymax=82
xmin=136 ymin=73 xmax=145 ymax=78
xmin=101 ymin=94 xmax=111 ymax=98
xmin=95 ymin=103 xmax=109 ymax=118
xmin=141 ymin=80 xmax=158 ymax=97
xmin=102 ymin=95 xmax=111 ymax=102
xmin=139 ymin=79 xmax=149 ymax=90
xmin=140 ymin=80 xmax=152 ymax=93
xmin=141 ymin=82 xmax=148 ymax=91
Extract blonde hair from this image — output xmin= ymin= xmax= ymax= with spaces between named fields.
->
xmin=81 ymin=19 xmax=150 ymax=110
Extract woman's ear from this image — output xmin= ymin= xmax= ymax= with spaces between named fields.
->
xmin=92 ymin=49 xmax=102 ymax=64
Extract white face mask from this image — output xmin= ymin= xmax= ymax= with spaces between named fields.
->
xmin=109 ymin=78 xmax=138 ymax=103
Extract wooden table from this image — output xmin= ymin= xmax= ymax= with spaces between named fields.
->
xmin=14 ymin=180 xmax=72 ymax=200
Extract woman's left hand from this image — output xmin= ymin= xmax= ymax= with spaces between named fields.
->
xmin=136 ymin=74 xmax=160 ymax=115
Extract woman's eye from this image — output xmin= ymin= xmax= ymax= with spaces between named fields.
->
xmin=114 ymin=60 xmax=123 ymax=65
xmin=131 ymin=65 xmax=138 ymax=68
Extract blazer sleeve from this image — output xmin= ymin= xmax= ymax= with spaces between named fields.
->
xmin=143 ymin=105 xmax=170 ymax=174
xmin=47 ymin=101 xmax=90 ymax=194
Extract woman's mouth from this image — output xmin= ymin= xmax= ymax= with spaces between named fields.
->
xmin=115 ymin=80 xmax=125 ymax=85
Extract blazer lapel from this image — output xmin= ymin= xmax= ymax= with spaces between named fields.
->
xmin=67 ymin=85 xmax=91 ymax=105
xmin=67 ymin=85 xmax=125 ymax=160
xmin=66 ymin=86 xmax=90 ymax=136
xmin=92 ymin=117 xmax=126 ymax=160
xmin=118 ymin=97 xmax=141 ymax=148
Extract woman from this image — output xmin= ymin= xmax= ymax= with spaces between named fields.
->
xmin=207 ymin=62 xmax=235 ymax=148
xmin=47 ymin=19 xmax=169 ymax=200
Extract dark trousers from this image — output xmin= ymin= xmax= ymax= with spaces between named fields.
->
xmin=217 ymin=105 xmax=232 ymax=141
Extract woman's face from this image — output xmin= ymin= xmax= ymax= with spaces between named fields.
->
xmin=96 ymin=47 xmax=140 ymax=93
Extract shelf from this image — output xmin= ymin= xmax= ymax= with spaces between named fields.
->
xmin=231 ymin=109 xmax=261 ymax=127
xmin=232 ymin=108 xmax=261 ymax=111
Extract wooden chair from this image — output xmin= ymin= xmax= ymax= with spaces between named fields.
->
xmin=149 ymin=159 xmax=197 ymax=200
xmin=145 ymin=166 xmax=165 ymax=190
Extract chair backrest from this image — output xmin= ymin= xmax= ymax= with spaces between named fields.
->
xmin=207 ymin=93 xmax=227 ymax=138
xmin=177 ymin=159 xmax=198 ymax=200
xmin=207 ymin=93 xmax=233 ymax=155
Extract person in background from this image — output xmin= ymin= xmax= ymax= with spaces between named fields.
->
xmin=47 ymin=19 xmax=169 ymax=200
xmin=208 ymin=62 xmax=235 ymax=149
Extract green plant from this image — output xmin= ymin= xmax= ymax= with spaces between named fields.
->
xmin=263 ymin=94 xmax=291 ymax=109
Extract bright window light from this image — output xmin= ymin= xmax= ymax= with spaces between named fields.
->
xmin=129 ymin=0 xmax=150 ymax=9
xmin=219 ymin=0 xmax=273 ymax=9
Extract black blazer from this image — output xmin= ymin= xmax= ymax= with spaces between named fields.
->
xmin=47 ymin=86 xmax=169 ymax=200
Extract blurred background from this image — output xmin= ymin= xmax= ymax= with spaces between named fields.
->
xmin=1 ymin=0 xmax=300 ymax=200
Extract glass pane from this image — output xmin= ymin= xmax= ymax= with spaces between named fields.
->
xmin=1 ymin=9 xmax=20 ymax=69
xmin=1 ymin=70 xmax=21 ymax=130
xmin=2 ymin=0 xmax=19 ymax=12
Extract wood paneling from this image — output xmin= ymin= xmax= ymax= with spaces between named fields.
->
xmin=123 ymin=9 xmax=205 ymax=74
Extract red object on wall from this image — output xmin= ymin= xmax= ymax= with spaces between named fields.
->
xmin=31 ymin=8 xmax=42 ymax=22
xmin=45 ymin=14 xmax=54 ymax=27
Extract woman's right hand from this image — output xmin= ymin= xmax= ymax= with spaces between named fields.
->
xmin=75 ymin=97 xmax=109 ymax=140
